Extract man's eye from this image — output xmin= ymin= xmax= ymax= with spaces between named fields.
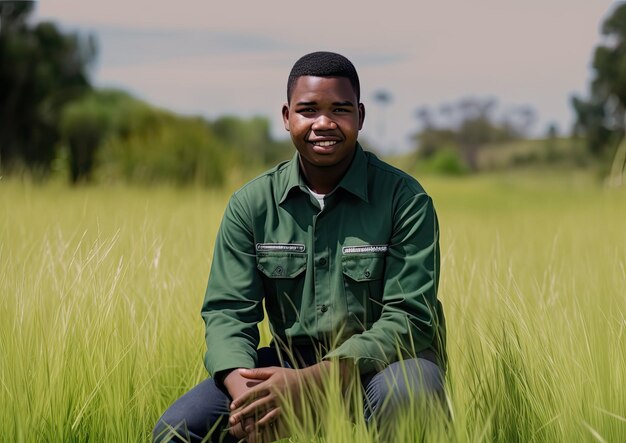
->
xmin=298 ymin=108 xmax=315 ymax=113
xmin=334 ymin=108 xmax=350 ymax=113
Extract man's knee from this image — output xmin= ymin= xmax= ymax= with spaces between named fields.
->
xmin=152 ymin=378 xmax=232 ymax=443
xmin=363 ymin=358 xmax=446 ymax=422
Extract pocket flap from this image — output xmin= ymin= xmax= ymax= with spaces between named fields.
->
xmin=342 ymin=255 xmax=385 ymax=282
xmin=257 ymin=254 xmax=307 ymax=279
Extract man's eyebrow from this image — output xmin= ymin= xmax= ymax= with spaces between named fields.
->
xmin=333 ymin=101 xmax=354 ymax=107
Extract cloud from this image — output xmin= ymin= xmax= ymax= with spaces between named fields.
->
xmin=84 ymin=26 xmax=291 ymax=68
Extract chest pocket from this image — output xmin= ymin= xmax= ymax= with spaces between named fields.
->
xmin=258 ymin=254 xmax=307 ymax=279
xmin=341 ymin=254 xmax=385 ymax=329
xmin=257 ymin=253 xmax=307 ymax=326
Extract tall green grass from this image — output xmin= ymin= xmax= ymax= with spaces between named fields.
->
xmin=1 ymin=172 xmax=624 ymax=442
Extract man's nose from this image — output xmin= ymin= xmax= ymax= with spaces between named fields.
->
xmin=312 ymin=114 xmax=337 ymax=130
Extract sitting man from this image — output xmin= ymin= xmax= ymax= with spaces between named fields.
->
xmin=154 ymin=51 xmax=447 ymax=443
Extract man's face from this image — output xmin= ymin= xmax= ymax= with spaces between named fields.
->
xmin=282 ymin=76 xmax=365 ymax=173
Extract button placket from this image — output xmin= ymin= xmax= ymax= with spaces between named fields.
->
xmin=312 ymin=212 xmax=332 ymax=327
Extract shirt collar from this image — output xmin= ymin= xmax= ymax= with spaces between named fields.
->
xmin=279 ymin=142 xmax=369 ymax=205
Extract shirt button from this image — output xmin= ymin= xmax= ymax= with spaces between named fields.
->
xmin=364 ymin=270 xmax=371 ymax=278
xmin=320 ymin=304 xmax=328 ymax=313
xmin=274 ymin=266 xmax=283 ymax=275
xmin=319 ymin=258 xmax=327 ymax=266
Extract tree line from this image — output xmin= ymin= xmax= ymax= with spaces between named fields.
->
xmin=410 ymin=98 xmax=537 ymax=173
xmin=2 ymin=2 xmax=626 ymax=185
xmin=0 ymin=2 xmax=290 ymax=186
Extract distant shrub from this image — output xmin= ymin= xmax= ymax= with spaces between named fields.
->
xmin=421 ymin=148 xmax=467 ymax=175
xmin=98 ymin=116 xmax=231 ymax=187
xmin=60 ymin=90 xmax=171 ymax=183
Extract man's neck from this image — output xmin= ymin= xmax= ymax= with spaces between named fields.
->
xmin=300 ymin=168 xmax=342 ymax=194
xmin=298 ymin=150 xmax=355 ymax=194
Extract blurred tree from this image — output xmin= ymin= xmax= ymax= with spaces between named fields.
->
xmin=0 ymin=1 xmax=96 ymax=173
xmin=571 ymin=97 xmax=614 ymax=155
xmin=60 ymin=90 xmax=146 ymax=182
xmin=413 ymin=98 xmax=534 ymax=171
xmin=455 ymin=97 xmax=497 ymax=170
xmin=544 ymin=122 xmax=560 ymax=163
xmin=571 ymin=2 xmax=626 ymax=184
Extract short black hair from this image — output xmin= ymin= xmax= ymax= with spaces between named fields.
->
xmin=287 ymin=51 xmax=360 ymax=103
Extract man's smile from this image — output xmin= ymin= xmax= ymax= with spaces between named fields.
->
xmin=308 ymin=140 xmax=339 ymax=147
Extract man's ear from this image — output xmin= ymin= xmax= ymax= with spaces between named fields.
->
xmin=358 ymin=103 xmax=365 ymax=130
xmin=282 ymin=103 xmax=290 ymax=131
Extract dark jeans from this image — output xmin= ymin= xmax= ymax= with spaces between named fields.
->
xmin=153 ymin=347 xmax=445 ymax=443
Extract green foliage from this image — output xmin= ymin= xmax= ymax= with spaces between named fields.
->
xmin=59 ymin=89 xmax=183 ymax=184
xmin=59 ymin=89 xmax=292 ymax=187
xmin=60 ymin=90 xmax=131 ymax=182
xmin=596 ymin=5 xmax=626 ymax=104
xmin=419 ymin=148 xmax=467 ymax=176
xmin=572 ymin=2 xmax=626 ymax=180
xmin=212 ymin=115 xmax=292 ymax=166
xmin=571 ymin=96 xmax=618 ymax=158
xmin=0 ymin=2 xmax=95 ymax=172
xmin=416 ymin=127 xmax=457 ymax=159
xmin=100 ymin=115 xmax=230 ymax=187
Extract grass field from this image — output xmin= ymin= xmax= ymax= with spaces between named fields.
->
xmin=1 ymin=171 xmax=625 ymax=442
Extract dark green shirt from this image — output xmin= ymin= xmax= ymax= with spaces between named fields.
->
xmin=202 ymin=144 xmax=446 ymax=376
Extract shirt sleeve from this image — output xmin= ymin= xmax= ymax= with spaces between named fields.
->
xmin=201 ymin=193 xmax=265 ymax=377
xmin=325 ymin=193 xmax=442 ymax=374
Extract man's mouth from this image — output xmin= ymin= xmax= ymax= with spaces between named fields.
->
xmin=308 ymin=140 xmax=338 ymax=147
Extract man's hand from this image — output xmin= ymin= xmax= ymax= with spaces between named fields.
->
xmin=223 ymin=370 xmax=262 ymax=440
xmin=227 ymin=361 xmax=346 ymax=441
xmin=229 ymin=366 xmax=311 ymax=441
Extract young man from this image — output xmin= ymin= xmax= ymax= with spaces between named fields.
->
xmin=154 ymin=51 xmax=446 ymax=443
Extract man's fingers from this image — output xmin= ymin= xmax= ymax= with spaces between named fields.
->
xmin=230 ymin=386 xmax=272 ymax=410
xmin=256 ymin=406 xmax=282 ymax=427
xmin=228 ymin=419 xmax=247 ymax=439
xmin=238 ymin=367 xmax=276 ymax=380
xmin=230 ymin=394 xmax=276 ymax=425
xmin=244 ymin=417 xmax=257 ymax=443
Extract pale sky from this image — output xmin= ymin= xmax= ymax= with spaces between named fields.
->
xmin=36 ymin=0 xmax=618 ymax=153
